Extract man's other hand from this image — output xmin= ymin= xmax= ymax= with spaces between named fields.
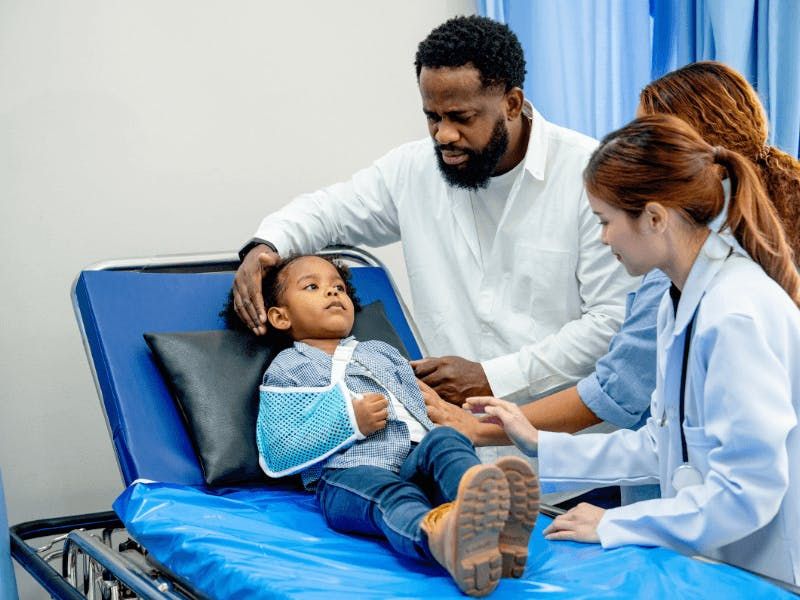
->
xmin=410 ymin=356 xmax=492 ymax=405
xmin=352 ymin=392 xmax=389 ymax=436
xmin=233 ymin=244 xmax=280 ymax=335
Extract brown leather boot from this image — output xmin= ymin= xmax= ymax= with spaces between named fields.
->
xmin=495 ymin=456 xmax=540 ymax=578
xmin=420 ymin=464 xmax=510 ymax=597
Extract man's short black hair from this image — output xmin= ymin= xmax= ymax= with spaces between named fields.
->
xmin=415 ymin=15 xmax=526 ymax=91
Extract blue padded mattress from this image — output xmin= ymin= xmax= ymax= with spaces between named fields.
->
xmin=114 ymin=482 xmax=793 ymax=599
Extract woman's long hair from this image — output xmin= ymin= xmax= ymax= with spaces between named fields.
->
xmin=584 ymin=114 xmax=800 ymax=307
xmin=639 ymin=61 xmax=800 ymax=258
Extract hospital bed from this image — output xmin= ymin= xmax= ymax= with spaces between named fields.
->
xmin=9 ymin=247 xmax=800 ymax=599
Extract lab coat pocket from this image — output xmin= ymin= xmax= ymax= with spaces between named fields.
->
xmin=510 ymin=244 xmax=575 ymax=318
xmin=682 ymin=425 xmax=716 ymax=475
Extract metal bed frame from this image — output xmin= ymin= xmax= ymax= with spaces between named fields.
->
xmin=9 ymin=247 xmax=800 ymax=598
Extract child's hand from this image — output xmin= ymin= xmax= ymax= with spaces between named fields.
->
xmin=464 ymin=396 xmax=539 ymax=456
xmin=353 ymin=393 xmax=389 ymax=436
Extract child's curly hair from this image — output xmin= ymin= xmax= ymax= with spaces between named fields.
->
xmin=222 ymin=254 xmax=361 ymax=344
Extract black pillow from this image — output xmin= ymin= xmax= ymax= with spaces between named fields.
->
xmin=144 ymin=300 xmax=409 ymax=486
xmin=351 ymin=300 xmax=410 ymax=360
xmin=144 ymin=329 xmax=277 ymax=486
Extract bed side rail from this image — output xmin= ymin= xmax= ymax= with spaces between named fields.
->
xmin=10 ymin=511 xmax=201 ymax=599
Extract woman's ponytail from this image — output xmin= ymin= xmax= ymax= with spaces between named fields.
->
xmin=715 ymin=146 xmax=800 ymax=307
xmin=757 ymin=146 xmax=800 ymax=259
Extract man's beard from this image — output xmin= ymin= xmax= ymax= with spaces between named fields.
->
xmin=434 ymin=117 xmax=509 ymax=190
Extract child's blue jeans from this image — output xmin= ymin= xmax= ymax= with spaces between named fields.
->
xmin=315 ymin=426 xmax=480 ymax=561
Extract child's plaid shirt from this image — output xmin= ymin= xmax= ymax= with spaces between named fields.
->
xmin=261 ymin=336 xmax=435 ymax=489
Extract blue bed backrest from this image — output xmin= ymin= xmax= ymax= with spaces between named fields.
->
xmin=74 ymin=266 xmax=421 ymax=487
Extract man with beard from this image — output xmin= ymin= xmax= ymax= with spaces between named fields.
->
xmin=233 ymin=16 xmax=634 ymax=466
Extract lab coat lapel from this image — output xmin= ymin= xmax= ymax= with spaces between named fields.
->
xmin=658 ymin=234 xmax=731 ymax=408
xmin=671 ymin=233 xmax=732 ymax=341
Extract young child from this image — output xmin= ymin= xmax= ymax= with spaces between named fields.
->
xmin=253 ymin=254 xmax=540 ymax=597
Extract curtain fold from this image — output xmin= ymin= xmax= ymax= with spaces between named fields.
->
xmin=479 ymin=0 xmax=651 ymax=140
xmin=652 ymin=0 xmax=799 ymax=156
xmin=480 ymin=0 xmax=799 ymax=157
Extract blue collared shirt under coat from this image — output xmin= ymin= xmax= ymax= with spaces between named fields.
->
xmin=577 ymin=269 xmax=669 ymax=429
xmin=262 ymin=337 xmax=434 ymax=489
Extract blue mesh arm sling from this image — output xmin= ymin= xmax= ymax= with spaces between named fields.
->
xmin=256 ymin=342 xmax=365 ymax=477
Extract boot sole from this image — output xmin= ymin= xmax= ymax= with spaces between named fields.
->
xmin=495 ymin=456 xmax=540 ymax=578
xmin=450 ymin=465 xmax=510 ymax=597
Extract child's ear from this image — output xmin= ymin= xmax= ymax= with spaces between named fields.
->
xmin=267 ymin=306 xmax=292 ymax=331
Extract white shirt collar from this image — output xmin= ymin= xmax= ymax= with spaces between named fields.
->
xmin=522 ymin=101 xmax=547 ymax=182
xmin=707 ymin=178 xmax=749 ymax=259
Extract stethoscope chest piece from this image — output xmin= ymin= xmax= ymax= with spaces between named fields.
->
xmin=672 ymin=463 xmax=704 ymax=491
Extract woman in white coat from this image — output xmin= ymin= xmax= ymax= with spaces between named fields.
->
xmin=467 ymin=114 xmax=800 ymax=585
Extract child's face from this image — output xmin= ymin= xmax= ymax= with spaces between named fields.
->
xmin=267 ymin=256 xmax=355 ymax=340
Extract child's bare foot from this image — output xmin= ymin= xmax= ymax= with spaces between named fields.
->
xmin=421 ymin=464 xmax=510 ymax=596
xmin=494 ymin=456 xmax=540 ymax=578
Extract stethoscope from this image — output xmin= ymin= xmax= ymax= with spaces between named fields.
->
xmin=661 ymin=244 xmax=735 ymax=491
xmin=660 ymin=310 xmax=704 ymax=491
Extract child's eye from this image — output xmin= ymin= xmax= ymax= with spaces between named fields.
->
xmin=304 ymin=283 xmax=318 ymax=291
xmin=335 ymin=284 xmax=345 ymax=292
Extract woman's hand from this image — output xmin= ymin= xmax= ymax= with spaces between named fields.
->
xmin=463 ymin=396 xmax=539 ymax=456
xmin=543 ymin=502 xmax=604 ymax=543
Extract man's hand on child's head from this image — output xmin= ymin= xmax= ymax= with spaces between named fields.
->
xmin=352 ymin=393 xmax=389 ymax=436
xmin=233 ymin=244 xmax=281 ymax=335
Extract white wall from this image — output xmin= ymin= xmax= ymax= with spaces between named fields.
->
xmin=0 ymin=1 xmax=474 ymax=597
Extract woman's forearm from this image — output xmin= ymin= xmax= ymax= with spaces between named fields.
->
xmin=520 ymin=386 xmax=600 ymax=433
xmin=472 ymin=386 xmax=600 ymax=446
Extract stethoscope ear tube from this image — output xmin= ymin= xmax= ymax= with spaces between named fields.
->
xmin=678 ymin=314 xmax=696 ymax=465
xmin=671 ymin=312 xmax=703 ymax=491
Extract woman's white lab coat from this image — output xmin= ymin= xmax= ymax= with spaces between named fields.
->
xmin=538 ymin=232 xmax=800 ymax=584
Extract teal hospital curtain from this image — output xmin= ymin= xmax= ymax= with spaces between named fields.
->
xmin=479 ymin=0 xmax=800 ymax=157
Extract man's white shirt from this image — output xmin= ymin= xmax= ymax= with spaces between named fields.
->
xmin=252 ymin=102 xmax=637 ymax=462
